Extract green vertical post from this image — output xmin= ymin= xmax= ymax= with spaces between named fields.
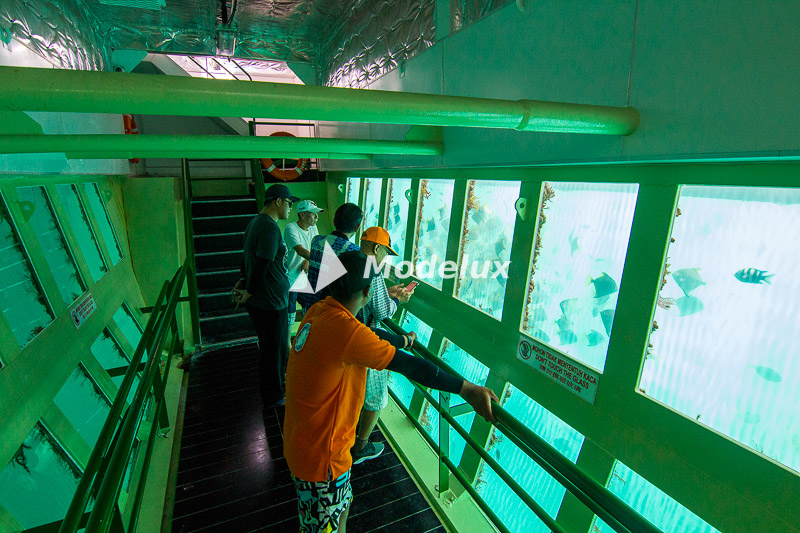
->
xmin=438 ymin=391 xmax=451 ymax=494
xmin=180 ymin=160 xmax=201 ymax=348
xmin=249 ymin=121 xmax=266 ymax=211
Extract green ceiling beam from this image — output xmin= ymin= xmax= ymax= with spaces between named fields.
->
xmin=0 ymin=134 xmax=441 ymax=159
xmin=0 ymin=66 xmax=639 ymax=135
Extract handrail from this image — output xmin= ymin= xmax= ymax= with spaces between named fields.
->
xmin=382 ymin=318 xmax=662 ymax=533
xmin=58 ymin=259 xmax=189 ymax=533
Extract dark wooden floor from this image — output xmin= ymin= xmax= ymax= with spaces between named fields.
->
xmin=172 ymin=343 xmax=447 ymax=533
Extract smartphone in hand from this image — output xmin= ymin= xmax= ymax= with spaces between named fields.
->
xmin=404 ymin=281 xmax=419 ymax=292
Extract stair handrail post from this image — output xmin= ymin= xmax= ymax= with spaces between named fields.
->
xmin=181 ymin=158 xmax=201 ymax=348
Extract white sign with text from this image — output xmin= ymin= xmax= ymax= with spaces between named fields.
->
xmin=517 ymin=334 xmax=599 ymax=404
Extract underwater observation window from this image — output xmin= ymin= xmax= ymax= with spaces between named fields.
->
xmin=113 ymin=303 xmax=144 ymax=350
xmin=90 ymin=328 xmax=139 ymax=401
xmin=456 ymin=180 xmax=521 ymax=320
xmin=640 ymin=186 xmax=800 ymax=473
xmin=476 ymin=384 xmax=585 ymax=533
xmin=16 ymin=186 xmax=85 ymax=305
xmin=385 ymin=178 xmax=412 ymax=262
xmin=420 ymin=404 xmax=475 ymax=467
xmin=362 ymin=178 xmax=383 ymax=230
xmin=413 ymin=179 xmax=455 ymax=290
xmin=522 ymin=182 xmax=639 ymax=372
xmin=55 ymin=183 xmax=108 ymax=283
xmin=0 ymin=194 xmax=55 ymax=348
xmin=387 ymin=312 xmax=435 ymax=407
xmin=53 ymin=364 xmax=112 ymax=448
xmin=591 ymin=460 xmax=720 ymax=532
xmin=345 ymin=177 xmax=361 ymax=205
xmin=0 ymin=423 xmax=83 ymax=530
xmin=83 ymin=182 xmax=123 ymax=265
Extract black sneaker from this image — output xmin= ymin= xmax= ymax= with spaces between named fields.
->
xmin=351 ymin=441 xmax=384 ymax=465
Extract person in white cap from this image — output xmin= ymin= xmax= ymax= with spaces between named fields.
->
xmin=284 ymin=199 xmax=324 ymax=329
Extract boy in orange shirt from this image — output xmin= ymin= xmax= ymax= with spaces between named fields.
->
xmin=283 ymin=251 xmax=498 ymax=533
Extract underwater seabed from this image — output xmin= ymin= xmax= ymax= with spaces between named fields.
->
xmin=642 ymin=187 xmax=800 ymax=474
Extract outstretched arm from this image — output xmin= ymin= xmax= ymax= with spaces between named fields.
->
xmin=385 ymin=350 xmax=498 ymax=422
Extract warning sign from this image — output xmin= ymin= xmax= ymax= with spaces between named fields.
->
xmin=70 ymin=293 xmax=96 ymax=329
xmin=517 ymin=334 xmax=599 ymax=404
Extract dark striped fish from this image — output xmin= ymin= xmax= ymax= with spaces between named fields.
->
xmin=734 ymin=268 xmax=774 ymax=285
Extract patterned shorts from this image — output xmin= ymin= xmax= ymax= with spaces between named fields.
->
xmin=364 ymin=368 xmax=388 ymax=411
xmin=294 ymin=469 xmax=353 ymax=533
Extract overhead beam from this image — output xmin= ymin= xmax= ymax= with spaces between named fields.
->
xmin=0 ymin=134 xmax=442 ymax=159
xmin=0 ymin=66 xmax=640 ymax=135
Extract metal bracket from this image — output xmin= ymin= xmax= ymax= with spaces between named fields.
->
xmin=515 ymin=197 xmax=533 ymax=221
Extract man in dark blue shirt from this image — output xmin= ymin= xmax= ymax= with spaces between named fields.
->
xmin=234 ymin=183 xmax=299 ymax=407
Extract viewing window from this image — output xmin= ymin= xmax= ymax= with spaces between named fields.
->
xmin=388 ymin=312 xmax=434 ymax=407
xmin=345 ymin=177 xmax=361 ymax=204
xmin=83 ymin=183 xmax=123 ymax=265
xmin=16 ymin=186 xmax=84 ymax=305
xmin=592 ymin=460 xmax=720 ymax=532
xmin=523 ymin=182 xmax=638 ymax=372
xmin=362 ymin=178 xmax=383 ymax=229
xmin=53 ymin=365 xmax=112 ymax=448
xmin=385 ymin=178 xmax=412 ymax=261
xmin=55 ymin=183 xmax=108 ymax=283
xmin=476 ymin=385 xmax=585 ymax=532
xmin=90 ymin=328 xmax=138 ymax=400
xmin=641 ymin=186 xmax=800 ymax=473
xmin=0 ymin=424 xmax=83 ymax=530
xmin=456 ymin=180 xmax=521 ymax=320
xmin=114 ymin=304 xmax=143 ymax=350
xmin=0 ymin=194 xmax=54 ymax=348
xmin=413 ymin=179 xmax=455 ymax=289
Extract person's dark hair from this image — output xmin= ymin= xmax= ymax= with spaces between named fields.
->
xmin=323 ymin=250 xmax=375 ymax=303
xmin=333 ymin=203 xmax=363 ymax=234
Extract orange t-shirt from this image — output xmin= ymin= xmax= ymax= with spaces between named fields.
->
xmin=283 ymin=296 xmax=396 ymax=482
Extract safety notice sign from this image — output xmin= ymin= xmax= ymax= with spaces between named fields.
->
xmin=517 ymin=334 xmax=599 ymax=404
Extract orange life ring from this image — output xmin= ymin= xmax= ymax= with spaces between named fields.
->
xmin=260 ymin=131 xmax=309 ymax=181
xmin=123 ymin=114 xmax=140 ymax=164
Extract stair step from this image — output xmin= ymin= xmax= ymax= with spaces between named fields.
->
xmin=192 ymin=198 xmax=257 ymax=218
xmin=199 ymin=313 xmax=254 ymax=345
xmin=198 ymin=291 xmax=238 ymax=316
xmin=192 ymin=214 xmax=253 ymax=235
xmin=196 ymin=269 xmax=240 ymax=292
xmin=195 ymin=249 xmax=242 ymax=271
xmin=193 ymin=232 xmax=245 ymax=253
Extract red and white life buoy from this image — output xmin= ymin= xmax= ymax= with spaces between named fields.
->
xmin=122 ymin=114 xmax=140 ymax=164
xmin=260 ymin=131 xmax=309 ymax=181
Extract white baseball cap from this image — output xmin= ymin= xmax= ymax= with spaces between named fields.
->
xmin=296 ymin=200 xmax=324 ymax=214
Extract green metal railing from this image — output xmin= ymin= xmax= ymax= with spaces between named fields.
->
xmin=54 ymin=260 xmax=189 ymax=533
xmin=382 ymin=319 xmax=663 ymax=533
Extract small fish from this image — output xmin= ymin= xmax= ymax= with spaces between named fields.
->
xmin=393 ymin=203 xmax=400 ymax=216
xmin=740 ymin=412 xmax=761 ymax=424
xmin=494 ymin=236 xmax=508 ymax=258
xmin=558 ymin=329 xmax=578 ymax=345
xmin=568 ymin=231 xmax=579 ymax=255
xmin=676 ymin=295 xmax=704 ymax=316
xmin=393 ymin=213 xmax=401 ymax=225
xmin=588 ymin=273 xmax=618 ymax=298
xmin=555 ymin=315 xmax=573 ymax=331
xmin=600 ymin=309 xmax=615 ymax=336
xmin=585 ymin=330 xmax=605 ymax=346
xmin=734 ymin=268 xmax=774 ymax=285
xmin=594 ymin=294 xmax=610 ymax=306
xmin=559 ymin=298 xmax=581 ymax=318
xmin=495 ymin=275 xmax=507 ymax=288
xmin=553 ymin=437 xmax=571 ymax=450
xmin=754 ymin=366 xmax=781 ymax=383
xmin=529 ymin=307 xmax=547 ymax=323
xmin=531 ymin=329 xmax=550 ymax=343
xmin=426 ymin=219 xmax=436 ymax=232
xmin=672 ymin=268 xmax=705 ymax=295
xmin=471 ymin=209 xmax=485 ymax=225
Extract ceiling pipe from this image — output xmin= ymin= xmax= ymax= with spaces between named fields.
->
xmin=0 ymin=66 xmax=639 ymax=135
xmin=0 ymin=134 xmax=443 ymax=158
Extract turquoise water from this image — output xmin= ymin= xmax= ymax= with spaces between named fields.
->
xmin=83 ymin=183 xmax=123 ymax=265
xmin=53 ymin=365 xmax=111 ymax=448
xmin=362 ymin=177 xmax=382 ymax=229
xmin=113 ymin=304 xmax=143 ymax=349
xmin=642 ymin=186 xmax=800 ymax=474
xmin=385 ymin=178 xmax=412 ymax=261
xmin=55 ymin=184 xmax=107 ymax=283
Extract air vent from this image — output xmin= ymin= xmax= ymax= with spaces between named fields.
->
xmin=98 ymin=0 xmax=166 ymax=10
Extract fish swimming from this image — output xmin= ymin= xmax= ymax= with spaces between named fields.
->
xmin=600 ymin=309 xmax=615 ymax=336
xmin=555 ymin=315 xmax=573 ymax=331
xmin=392 ymin=203 xmax=400 ymax=216
xmin=734 ymin=268 xmax=774 ymax=285
xmin=426 ymin=219 xmax=436 ymax=232
xmin=585 ymin=330 xmax=605 ymax=346
xmin=672 ymin=268 xmax=706 ymax=295
xmin=559 ymin=298 xmax=581 ymax=318
xmin=494 ymin=237 xmax=507 ymax=257
xmin=558 ymin=329 xmax=578 ymax=345
xmin=589 ymin=273 xmax=618 ymax=298
xmin=529 ymin=307 xmax=547 ymax=323
xmin=531 ymin=329 xmax=550 ymax=343
xmin=754 ymin=366 xmax=781 ymax=382
xmin=471 ymin=209 xmax=485 ymax=225
xmin=569 ymin=232 xmax=579 ymax=256
xmin=676 ymin=295 xmax=704 ymax=316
